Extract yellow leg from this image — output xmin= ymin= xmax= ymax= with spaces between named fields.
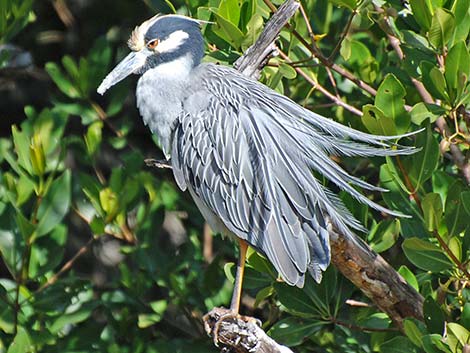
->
xmin=229 ymin=239 xmax=248 ymax=313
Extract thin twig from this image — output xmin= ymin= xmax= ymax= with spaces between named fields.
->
xmin=436 ymin=117 xmax=470 ymax=184
xmin=36 ymin=237 xmax=95 ymax=293
xmin=278 ymin=49 xmax=363 ymax=116
xmin=263 ymin=0 xmax=378 ymax=97
xmin=433 ymin=230 xmax=470 ymax=279
xmin=328 ymin=9 xmax=357 ymax=61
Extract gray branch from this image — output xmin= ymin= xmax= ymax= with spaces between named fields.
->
xmin=203 ymin=308 xmax=294 ymax=353
xmin=233 ymin=0 xmax=300 ymax=78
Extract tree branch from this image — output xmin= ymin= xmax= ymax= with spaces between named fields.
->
xmin=329 ymin=226 xmax=424 ymax=330
xmin=203 ymin=308 xmax=294 ymax=353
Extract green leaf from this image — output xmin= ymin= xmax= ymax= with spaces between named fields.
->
xmin=410 ymin=103 xmax=445 ymax=125
xmin=84 ymin=120 xmax=103 ymax=156
xmin=328 ymin=0 xmax=357 ymax=10
xmin=447 ymin=323 xmax=470 ymax=347
xmin=99 ymin=187 xmax=119 ymax=221
xmin=398 ymin=265 xmax=419 ymax=291
xmin=404 ymin=318 xmax=426 ymax=347
xmin=274 ymin=282 xmax=319 ymax=317
xmin=421 ymin=193 xmax=443 ymax=231
xmin=368 ymin=219 xmax=400 ymax=253
xmin=11 ymin=125 xmax=32 ymax=175
xmin=211 ymin=11 xmax=245 ymax=49
xmin=45 ymin=62 xmax=80 ymax=99
xmin=380 ymin=336 xmax=418 ymax=353
xmin=268 ymin=317 xmax=325 ymax=346
xmin=451 ymin=0 xmax=470 ymax=25
xmin=409 ymin=0 xmax=433 ymax=30
xmin=49 ymin=302 xmax=97 ymax=333
xmin=422 ymin=334 xmax=452 ymax=353
xmin=340 ymin=37 xmax=351 ymax=60
xmin=407 ymin=126 xmax=439 ymax=189
xmin=375 ymin=74 xmax=409 ymax=133
xmin=402 ymin=238 xmax=453 ymax=272
xmin=254 ymin=286 xmax=274 ymax=307
xmin=36 ymin=170 xmax=71 ymax=237
xmin=429 ymin=67 xmax=450 ymax=102
xmin=428 ymin=8 xmax=455 ymax=50
xmin=278 ymin=63 xmax=297 ymax=79
xmin=445 ymin=181 xmax=469 ymax=236
xmin=16 ymin=211 xmax=35 ymax=241
xmin=461 ymin=303 xmax=470 ymax=328
xmin=447 ymin=236 xmax=462 ymax=261
xmin=362 ymin=105 xmax=396 ymax=135
xmin=423 ymin=296 xmax=446 ymax=334
xmin=7 ymin=327 xmax=32 ymax=353
xmin=445 ymin=41 xmax=470 ymax=89
xmin=217 ymin=0 xmax=241 ymax=25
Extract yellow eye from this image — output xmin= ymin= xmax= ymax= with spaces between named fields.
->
xmin=147 ymin=39 xmax=159 ymax=50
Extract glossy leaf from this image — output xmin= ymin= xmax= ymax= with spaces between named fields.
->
xmin=445 ymin=181 xmax=470 ymax=236
xmin=421 ymin=193 xmax=443 ymax=231
xmin=404 ymin=318 xmax=426 ymax=347
xmin=375 ymin=74 xmax=409 ymax=133
xmin=368 ymin=219 xmax=400 ymax=253
xmin=410 ymin=0 xmax=433 ymax=30
xmin=36 ymin=170 xmax=71 ymax=237
xmin=424 ymin=296 xmax=446 ymax=334
xmin=428 ymin=8 xmax=455 ymax=50
xmin=407 ymin=126 xmax=439 ymax=189
xmin=45 ymin=62 xmax=80 ymax=99
xmin=268 ymin=317 xmax=325 ymax=346
xmin=445 ymin=41 xmax=470 ymax=90
xmin=402 ymin=238 xmax=453 ymax=272
xmin=398 ymin=265 xmax=419 ymax=291
xmin=380 ymin=336 xmax=418 ymax=353
xmin=362 ymin=105 xmax=396 ymax=135
xmin=7 ymin=327 xmax=32 ymax=353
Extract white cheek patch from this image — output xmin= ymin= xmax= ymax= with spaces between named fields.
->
xmin=156 ymin=30 xmax=189 ymax=53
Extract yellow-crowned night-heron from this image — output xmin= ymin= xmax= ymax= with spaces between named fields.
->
xmin=98 ymin=14 xmax=416 ymax=313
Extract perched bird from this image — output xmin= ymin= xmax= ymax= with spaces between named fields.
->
xmin=98 ymin=14 xmax=417 ymax=313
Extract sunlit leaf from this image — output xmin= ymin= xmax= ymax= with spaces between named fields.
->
xmin=428 ymin=8 xmax=455 ymax=50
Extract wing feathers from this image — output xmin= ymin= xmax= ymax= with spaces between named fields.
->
xmin=170 ymin=63 xmax=419 ymax=287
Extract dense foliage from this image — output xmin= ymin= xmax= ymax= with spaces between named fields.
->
xmin=0 ymin=0 xmax=470 ymax=352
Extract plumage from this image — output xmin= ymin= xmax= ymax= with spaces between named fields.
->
xmin=98 ymin=14 xmax=419 ymax=288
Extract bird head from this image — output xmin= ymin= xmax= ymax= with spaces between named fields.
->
xmin=97 ymin=14 xmax=204 ymax=95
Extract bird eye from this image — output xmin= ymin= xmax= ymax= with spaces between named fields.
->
xmin=147 ymin=39 xmax=159 ymax=50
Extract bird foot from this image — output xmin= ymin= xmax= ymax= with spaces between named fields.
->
xmin=203 ymin=307 xmax=262 ymax=348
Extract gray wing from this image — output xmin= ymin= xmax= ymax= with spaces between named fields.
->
xmin=171 ymin=63 xmax=417 ymax=286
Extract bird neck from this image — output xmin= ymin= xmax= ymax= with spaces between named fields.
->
xmin=146 ymin=52 xmax=196 ymax=81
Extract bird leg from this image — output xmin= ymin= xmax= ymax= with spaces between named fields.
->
xmin=230 ymin=238 xmax=248 ymax=313
xmin=208 ymin=239 xmax=262 ymax=346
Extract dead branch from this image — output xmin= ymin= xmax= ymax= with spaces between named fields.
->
xmin=203 ymin=308 xmax=294 ymax=353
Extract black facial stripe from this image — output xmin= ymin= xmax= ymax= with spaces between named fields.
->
xmin=144 ymin=16 xmax=199 ymax=43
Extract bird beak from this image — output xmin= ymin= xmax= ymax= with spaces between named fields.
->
xmin=97 ymin=51 xmax=147 ymax=95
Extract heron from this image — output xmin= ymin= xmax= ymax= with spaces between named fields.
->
xmin=97 ymin=14 xmax=417 ymax=316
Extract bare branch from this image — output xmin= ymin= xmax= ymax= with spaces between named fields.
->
xmin=203 ymin=308 xmax=294 ymax=353
xmin=234 ymin=0 xmax=300 ymax=78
